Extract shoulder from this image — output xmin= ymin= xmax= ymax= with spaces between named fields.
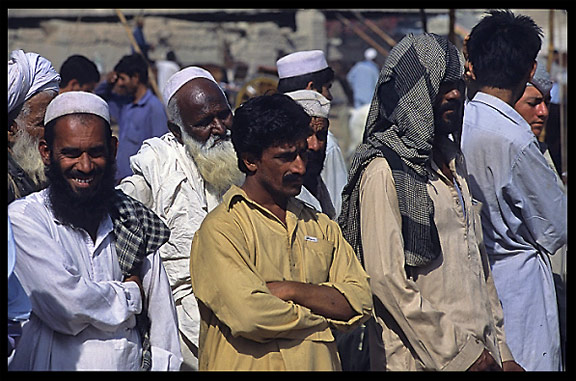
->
xmin=8 ymin=189 xmax=52 ymax=225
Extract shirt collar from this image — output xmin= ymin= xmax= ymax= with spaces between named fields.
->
xmin=471 ymin=92 xmax=531 ymax=131
xmin=132 ymin=88 xmax=153 ymax=107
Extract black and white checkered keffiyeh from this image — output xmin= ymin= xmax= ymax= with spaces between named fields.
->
xmin=111 ymin=189 xmax=170 ymax=370
xmin=339 ymin=33 xmax=463 ymax=268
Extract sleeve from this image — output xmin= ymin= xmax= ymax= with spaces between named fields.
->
xmin=506 ymin=142 xmax=567 ymax=255
xmin=9 ymin=201 xmax=142 ymax=336
xmin=319 ymin=219 xmax=373 ymax=330
xmin=190 ymin=215 xmax=330 ymax=343
xmin=141 ymin=251 xmax=183 ymax=371
xmin=321 ymin=132 xmax=348 ymax=217
xmin=359 ymin=158 xmax=483 ymax=370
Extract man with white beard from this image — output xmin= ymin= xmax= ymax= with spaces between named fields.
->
xmin=8 ymin=50 xmax=60 ymax=204
xmin=118 ymin=66 xmax=244 ymax=370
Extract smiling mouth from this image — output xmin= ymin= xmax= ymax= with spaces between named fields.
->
xmin=72 ymin=177 xmax=94 ymax=188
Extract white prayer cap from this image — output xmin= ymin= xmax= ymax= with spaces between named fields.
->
xmin=44 ymin=91 xmax=110 ymax=126
xmin=364 ymin=48 xmax=377 ymax=61
xmin=276 ymin=50 xmax=329 ymax=79
xmin=286 ymin=90 xmax=331 ymax=119
xmin=162 ymin=66 xmax=218 ymax=104
xmin=8 ymin=49 xmax=60 ymax=114
xmin=528 ymin=64 xmax=553 ymax=97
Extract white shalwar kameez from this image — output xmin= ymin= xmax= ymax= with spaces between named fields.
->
xmin=8 ymin=189 xmax=182 ymax=371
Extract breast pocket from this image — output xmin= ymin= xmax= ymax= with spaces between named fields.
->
xmin=302 ymin=237 xmax=335 ymax=284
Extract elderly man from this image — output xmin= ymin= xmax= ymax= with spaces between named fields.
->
xmin=8 ymin=49 xmax=60 ymax=203
xmin=8 ymin=91 xmax=181 ymax=371
xmin=118 ymin=66 xmax=244 ymax=370
xmin=190 ymin=94 xmax=372 ymax=370
xmin=339 ymin=33 xmax=522 ymax=371
xmin=462 ymin=11 xmax=567 ymax=371
xmin=286 ymin=90 xmax=336 ymax=219
xmin=276 ymin=50 xmax=348 ymax=218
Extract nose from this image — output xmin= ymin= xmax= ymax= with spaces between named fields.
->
xmin=446 ymin=88 xmax=462 ymax=100
xmin=292 ymin=153 xmax=307 ymax=176
xmin=307 ymin=134 xmax=321 ymax=152
xmin=211 ymin=117 xmax=228 ymax=138
xmin=536 ymin=102 xmax=549 ymax=118
xmin=76 ymin=152 xmax=94 ymax=173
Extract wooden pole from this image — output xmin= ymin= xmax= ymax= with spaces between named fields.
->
xmin=336 ymin=13 xmax=389 ymax=57
xmin=114 ymin=9 xmax=161 ymax=99
xmin=352 ymin=11 xmax=396 ymax=48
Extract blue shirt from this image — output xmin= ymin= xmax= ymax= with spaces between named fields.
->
xmin=346 ymin=60 xmax=380 ymax=108
xmin=97 ymin=84 xmax=168 ymax=181
xmin=461 ymin=92 xmax=566 ymax=370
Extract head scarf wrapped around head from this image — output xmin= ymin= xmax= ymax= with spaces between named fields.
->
xmin=8 ymin=50 xmax=60 ymax=114
xmin=339 ymin=33 xmax=464 ymax=268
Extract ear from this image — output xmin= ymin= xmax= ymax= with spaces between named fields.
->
xmin=8 ymin=120 xmax=18 ymax=146
xmin=528 ymin=61 xmax=537 ymax=82
xmin=305 ymin=81 xmax=315 ymax=91
xmin=465 ymin=61 xmax=476 ymax=81
xmin=241 ymin=152 xmax=258 ymax=173
xmin=167 ymin=121 xmax=183 ymax=144
xmin=39 ymin=139 xmax=51 ymax=166
xmin=110 ymin=135 xmax=119 ymax=159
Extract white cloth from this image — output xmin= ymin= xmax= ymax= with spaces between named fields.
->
xmin=8 ymin=49 xmax=60 ymax=113
xmin=286 ymin=89 xmax=331 ymax=118
xmin=155 ymin=60 xmax=181 ymax=104
xmin=162 ymin=66 xmax=217 ymax=104
xmin=44 ymin=91 xmax=110 ymax=125
xmin=8 ymin=189 xmax=182 ymax=371
xmin=277 ymin=50 xmax=328 ymax=79
xmin=118 ymin=132 xmax=221 ymax=361
xmin=297 ymin=131 xmax=347 ymax=219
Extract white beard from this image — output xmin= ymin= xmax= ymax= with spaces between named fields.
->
xmin=182 ymin=133 xmax=245 ymax=197
xmin=11 ymin=128 xmax=46 ymax=186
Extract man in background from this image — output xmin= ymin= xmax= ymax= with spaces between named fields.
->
xmin=59 ymin=54 xmax=101 ymax=94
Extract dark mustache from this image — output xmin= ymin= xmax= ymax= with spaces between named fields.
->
xmin=283 ymin=173 xmax=304 ymax=183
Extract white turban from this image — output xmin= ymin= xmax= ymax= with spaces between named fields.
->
xmin=44 ymin=91 xmax=110 ymax=126
xmin=162 ymin=66 xmax=219 ymax=104
xmin=8 ymin=49 xmax=60 ymax=114
xmin=286 ymin=90 xmax=331 ymax=118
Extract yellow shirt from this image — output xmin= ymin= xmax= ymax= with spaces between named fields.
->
xmin=190 ymin=185 xmax=372 ymax=371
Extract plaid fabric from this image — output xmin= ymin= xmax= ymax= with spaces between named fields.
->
xmin=110 ymin=189 xmax=170 ymax=370
xmin=339 ymin=33 xmax=463 ymax=268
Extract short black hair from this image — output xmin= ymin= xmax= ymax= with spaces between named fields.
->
xmin=114 ymin=53 xmax=149 ymax=84
xmin=59 ymin=55 xmax=100 ymax=88
xmin=232 ymin=93 xmax=311 ymax=174
xmin=277 ymin=67 xmax=335 ymax=94
xmin=466 ymin=9 xmax=542 ymax=90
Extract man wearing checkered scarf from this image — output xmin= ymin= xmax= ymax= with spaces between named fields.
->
xmin=339 ymin=33 xmax=521 ymax=371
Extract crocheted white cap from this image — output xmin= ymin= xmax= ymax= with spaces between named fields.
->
xmin=276 ymin=50 xmax=328 ymax=79
xmin=162 ymin=66 xmax=217 ymax=104
xmin=44 ymin=91 xmax=110 ymax=125
xmin=285 ymin=89 xmax=331 ymax=118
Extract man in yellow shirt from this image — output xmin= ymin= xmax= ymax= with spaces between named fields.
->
xmin=190 ymin=94 xmax=372 ymax=370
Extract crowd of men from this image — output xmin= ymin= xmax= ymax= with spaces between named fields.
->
xmin=7 ymin=10 xmax=567 ymax=371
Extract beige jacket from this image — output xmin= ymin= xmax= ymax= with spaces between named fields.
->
xmin=190 ymin=186 xmax=372 ymax=371
xmin=360 ymin=149 xmax=514 ymax=371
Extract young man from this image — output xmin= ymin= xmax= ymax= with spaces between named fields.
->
xmin=276 ymin=50 xmax=348 ymax=218
xmin=119 ymin=67 xmax=244 ymax=370
xmin=339 ymin=33 xmax=521 ymax=371
xmin=95 ymin=53 xmax=168 ymax=182
xmin=190 ymin=94 xmax=372 ymax=370
xmin=461 ymin=10 xmax=567 ymax=371
xmin=8 ymin=92 xmax=181 ymax=370
xmin=59 ymin=54 xmax=101 ymax=94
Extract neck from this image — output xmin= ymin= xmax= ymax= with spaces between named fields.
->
xmin=133 ymin=84 xmax=148 ymax=103
xmin=241 ymin=179 xmax=288 ymax=224
xmin=479 ymin=85 xmax=524 ymax=107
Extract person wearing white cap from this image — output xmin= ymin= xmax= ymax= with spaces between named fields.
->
xmin=118 ymin=66 xmax=244 ymax=370
xmin=286 ymin=90 xmax=336 ymax=219
xmin=8 ymin=91 xmax=182 ymax=371
xmin=346 ymin=48 xmax=380 ymax=109
xmin=276 ymin=50 xmax=348 ymax=219
xmin=8 ymin=49 xmax=60 ymax=204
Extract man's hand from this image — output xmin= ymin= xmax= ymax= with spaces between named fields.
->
xmin=266 ymin=280 xmax=355 ymax=321
xmin=502 ymin=360 xmax=525 ymax=371
xmin=124 ymin=274 xmax=145 ymax=302
xmin=468 ymin=349 xmax=502 ymax=371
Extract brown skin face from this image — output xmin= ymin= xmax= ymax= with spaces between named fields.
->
xmin=8 ymin=91 xmax=56 ymax=147
xmin=514 ymin=85 xmax=549 ymax=138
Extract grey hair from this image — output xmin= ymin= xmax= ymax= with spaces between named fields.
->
xmin=166 ymin=95 xmax=184 ymax=135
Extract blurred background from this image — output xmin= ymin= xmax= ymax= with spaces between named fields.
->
xmin=7 ymin=8 xmax=568 ymax=177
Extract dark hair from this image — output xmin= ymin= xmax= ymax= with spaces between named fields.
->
xmin=232 ymin=93 xmax=311 ymax=173
xmin=114 ymin=53 xmax=149 ymax=84
xmin=466 ymin=9 xmax=542 ymax=89
xmin=44 ymin=113 xmax=113 ymax=150
xmin=59 ymin=55 xmax=101 ymax=88
xmin=277 ymin=67 xmax=335 ymax=93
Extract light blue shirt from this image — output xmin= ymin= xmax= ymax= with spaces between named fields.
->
xmin=461 ymin=92 xmax=567 ymax=371
xmin=347 ymin=60 xmax=380 ymax=108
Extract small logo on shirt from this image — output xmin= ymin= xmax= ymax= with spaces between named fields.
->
xmin=305 ymin=236 xmax=318 ymax=242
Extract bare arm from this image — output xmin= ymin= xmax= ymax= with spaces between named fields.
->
xmin=267 ymin=280 xmax=355 ymax=321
